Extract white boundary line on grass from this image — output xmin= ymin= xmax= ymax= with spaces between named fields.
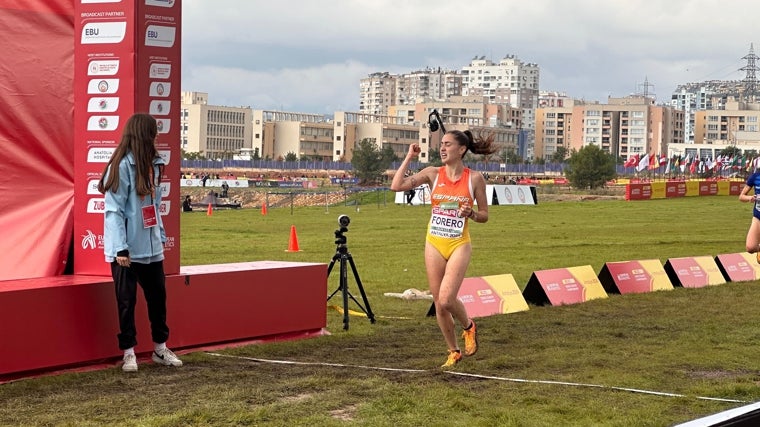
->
xmin=205 ymin=352 xmax=747 ymax=404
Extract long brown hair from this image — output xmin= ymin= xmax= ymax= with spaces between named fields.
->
xmin=98 ymin=113 xmax=160 ymax=196
xmin=447 ymin=129 xmax=498 ymax=157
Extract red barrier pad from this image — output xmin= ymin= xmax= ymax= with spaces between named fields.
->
xmin=597 ymin=260 xmax=673 ymax=294
xmin=663 ymin=256 xmax=726 ymax=288
xmin=523 ymin=265 xmax=608 ymax=306
xmin=665 ymin=181 xmax=686 ymax=198
xmin=448 ymin=275 xmax=529 ymax=318
xmin=0 ymin=261 xmax=327 ymax=380
xmin=625 ymin=183 xmax=652 ymax=200
xmin=698 ymin=181 xmax=719 ymax=196
xmin=715 ymin=253 xmax=760 ymax=282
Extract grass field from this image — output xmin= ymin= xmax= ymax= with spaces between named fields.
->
xmin=3 ymin=193 xmax=760 ymax=426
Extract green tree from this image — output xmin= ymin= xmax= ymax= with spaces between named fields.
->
xmin=503 ymin=147 xmax=522 ymax=164
xmin=720 ymin=145 xmax=742 ymax=158
xmin=550 ymin=146 xmax=568 ymax=163
xmin=351 ymin=138 xmax=394 ymax=184
xmin=565 ymin=145 xmax=617 ymax=190
xmin=181 ymin=149 xmax=206 ymax=160
xmin=381 ymin=145 xmax=398 ymax=165
xmin=284 ymin=152 xmax=298 ymax=162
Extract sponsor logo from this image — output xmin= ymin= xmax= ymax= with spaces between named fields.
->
xmin=87 ymin=116 xmax=120 ymax=131
xmin=88 ymin=59 xmax=119 ymax=76
xmin=87 ymin=97 xmax=119 ymax=112
xmin=517 ymin=187 xmax=526 ymax=203
xmin=150 ymin=100 xmax=170 ymax=116
xmin=87 ymin=198 xmax=106 ymax=213
xmin=87 ymin=147 xmax=116 ymax=162
xmin=149 ymin=82 xmax=170 ymax=97
xmin=157 ymin=150 xmax=171 ymax=164
xmin=159 ymin=201 xmax=171 ymax=215
xmin=149 ymin=63 xmax=172 ymax=79
xmin=504 ymin=188 xmax=513 ymax=203
xmin=80 ymin=229 xmax=104 ymax=250
xmin=88 ymin=79 xmax=119 ymax=94
xmin=156 ymin=119 xmax=171 ymax=134
xmin=159 ymin=182 xmax=171 ymax=197
xmin=164 ymin=236 xmax=175 ymax=249
xmin=145 ymin=25 xmax=176 ymax=48
xmin=146 ymin=0 xmax=175 ymax=7
xmin=87 ymin=179 xmax=101 ymax=195
xmin=81 ymin=21 xmax=127 ymax=44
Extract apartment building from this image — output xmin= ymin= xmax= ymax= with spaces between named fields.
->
xmin=694 ymin=98 xmax=760 ymax=146
xmin=180 ymin=91 xmax=253 ymax=160
xmin=359 ymin=72 xmax=396 ymax=116
xmin=359 ymin=68 xmax=462 ymax=116
xmin=389 ymin=95 xmax=520 ymax=161
xmin=460 ymin=55 xmax=540 ymax=159
xmin=535 ymin=96 xmax=684 ymax=161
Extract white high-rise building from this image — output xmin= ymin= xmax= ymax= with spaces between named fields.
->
xmin=461 ymin=55 xmax=540 ymax=159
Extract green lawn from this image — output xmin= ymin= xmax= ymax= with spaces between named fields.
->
xmin=2 ymin=194 xmax=759 ymax=426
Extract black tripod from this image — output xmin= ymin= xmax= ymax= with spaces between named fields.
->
xmin=326 ymin=223 xmax=375 ymax=330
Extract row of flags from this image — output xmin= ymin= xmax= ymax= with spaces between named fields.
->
xmin=623 ymin=153 xmax=760 ymax=174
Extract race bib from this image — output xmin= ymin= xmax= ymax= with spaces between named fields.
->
xmin=430 ymin=202 xmax=465 ymax=238
xmin=142 ymin=205 xmax=158 ymax=228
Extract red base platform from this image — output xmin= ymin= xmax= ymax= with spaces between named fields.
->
xmin=0 ymin=261 xmax=327 ymax=380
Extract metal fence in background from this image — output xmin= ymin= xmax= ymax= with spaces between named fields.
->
xmin=181 ymin=159 xmax=570 ymax=175
xmin=180 ymin=160 xmax=714 ymax=178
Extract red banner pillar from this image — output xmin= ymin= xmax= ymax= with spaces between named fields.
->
xmin=73 ymin=0 xmax=181 ymax=275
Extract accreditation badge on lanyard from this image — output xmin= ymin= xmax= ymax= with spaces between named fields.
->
xmin=142 ymin=203 xmax=158 ymax=228
xmin=142 ymin=167 xmax=158 ymax=228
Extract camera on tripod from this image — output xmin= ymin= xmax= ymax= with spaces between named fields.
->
xmin=335 ymin=215 xmax=350 ymax=246
xmin=326 ymin=214 xmax=375 ymax=330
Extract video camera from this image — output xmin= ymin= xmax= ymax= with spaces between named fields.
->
xmin=335 ymin=215 xmax=350 ymax=246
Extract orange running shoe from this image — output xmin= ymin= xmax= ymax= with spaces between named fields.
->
xmin=462 ymin=320 xmax=478 ymax=356
xmin=440 ymin=350 xmax=462 ymax=368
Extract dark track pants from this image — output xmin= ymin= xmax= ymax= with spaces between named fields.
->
xmin=111 ymin=261 xmax=169 ymax=350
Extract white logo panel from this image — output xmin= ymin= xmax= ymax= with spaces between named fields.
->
xmin=87 ymin=147 xmax=116 ymax=163
xmin=145 ymin=0 xmax=175 ymax=7
xmin=87 ymin=116 xmax=120 ymax=131
xmin=87 ymin=198 xmax=106 ymax=214
xmin=88 ymin=60 xmax=120 ymax=76
xmin=145 ymin=25 xmax=176 ymax=48
xmin=81 ymin=22 xmax=127 ymax=44
xmin=88 ymin=79 xmax=120 ymax=94
xmin=156 ymin=119 xmax=171 ymax=134
xmin=158 ymin=150 xmax=171 ymax=164
xmin=149 ymin=100 xmax=170 ymax=116
xmin=149 ymin=82 xmax=170 ymax=97
xmin=149 ymin=63 xmax=172 ymax=79
xmin=87 ymin=97 xmax=120 ymax=112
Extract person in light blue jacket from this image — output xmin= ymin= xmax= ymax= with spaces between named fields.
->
xmin=98 ymin=113 xmax=182 ymax=373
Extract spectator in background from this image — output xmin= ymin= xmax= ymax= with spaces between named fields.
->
xmin=220 ymin=181 xmax=229 ymax=198
xmin=182 ymin=195 xmax=193 ymax=212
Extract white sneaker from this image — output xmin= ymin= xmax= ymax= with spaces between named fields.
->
xmin=152 ymin=348 xmax=183 ymax=367
xmin=122 ymin=353 xmax=138 ymax=372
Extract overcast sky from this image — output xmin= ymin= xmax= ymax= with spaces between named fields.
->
xmin=181 ymin=0 xmax=757 ymax=114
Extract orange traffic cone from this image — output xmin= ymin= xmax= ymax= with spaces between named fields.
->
xmin=286 ymin=225 xmax=301 ymax=252
xmin=261 ymin=204 xmax=268 ymax=215
xmin=206 ymin=203 xmax=213 ymax=216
